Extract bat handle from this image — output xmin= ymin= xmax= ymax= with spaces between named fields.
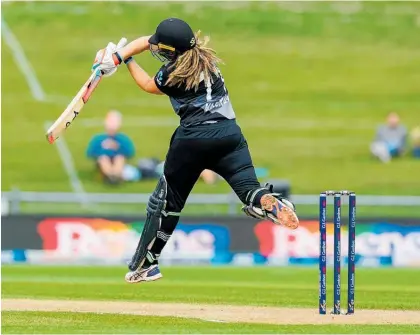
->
xmin=82 ymin=72 xmax=102 ymax=103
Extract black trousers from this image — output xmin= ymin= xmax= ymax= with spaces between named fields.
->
xmin=143 ymin=120 xmax=263 ymax=266
xmin=163 ymin=120 xmax=261 ymax=214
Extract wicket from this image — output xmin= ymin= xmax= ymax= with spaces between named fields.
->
xmin=319 ymin=190 xmax=356 ymax=315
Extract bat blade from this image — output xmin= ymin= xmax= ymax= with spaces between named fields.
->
xmin=46 ymin=70 xmax=102 ymax=144
xmin=46 ymin=37 xmax=127 ymax=144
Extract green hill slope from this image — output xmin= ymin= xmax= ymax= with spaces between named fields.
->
xmin=2 ymin=2 xmax=419 ymax=195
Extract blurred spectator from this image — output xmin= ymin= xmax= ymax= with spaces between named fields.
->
xmin=86 ymin=110 xmax=136 ymax=184
xmin=370 ymin=112 xmax=407 ymax=163
xmin=411 ymin=126 xmax=420 ymax=159
xmin=137 ymin=158 xmax=162 ymax=180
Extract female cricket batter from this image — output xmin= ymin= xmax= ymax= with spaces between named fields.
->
xmin=93 ymin=18 xmax=299 ymax=283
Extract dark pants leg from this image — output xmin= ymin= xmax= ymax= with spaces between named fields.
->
xmin=160 ymin=135 xmax=206 ymax=230
xmin=208 ymin=133 xmax=262 ymax=204
xmin=161 ymin=126 xmax=261 ymax=211
xmin=146 ymin=125 xmax=266 ymax=266
xmin=164 ymin=127 xmax=266 ymax=215
xmin=145 ymin=131 xmax=207 ymax=266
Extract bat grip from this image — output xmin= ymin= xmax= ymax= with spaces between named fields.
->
xmin=82 ymin=72 xmax=102 ymax=103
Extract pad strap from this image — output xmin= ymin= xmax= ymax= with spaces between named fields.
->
xmin=242 ymin=205 xmax=266 ymax=220
xmin=245 ymin=183 xmax=275 ymax=205
xmin=162 ymin=210 xmax=180 ymax=217
xmin=146 ymin=193 xmax=166 ymax=217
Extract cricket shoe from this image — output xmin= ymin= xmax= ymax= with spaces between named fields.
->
xmin=125 ymin=264 xmax=162 ymax=284
xmin=260 ymin=194 xmax=299 ymax=229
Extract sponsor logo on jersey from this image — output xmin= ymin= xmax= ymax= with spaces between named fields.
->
xmin=156 ymin=71 xmax=163 ymax=86
xmin=204 ymin=94 xmax=230 ymax=112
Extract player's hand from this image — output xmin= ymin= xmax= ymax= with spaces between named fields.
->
xmin=92 ymin=38 xmax=127 ymax=77
xmin=92 ymin=43 xmax=118 ymax=77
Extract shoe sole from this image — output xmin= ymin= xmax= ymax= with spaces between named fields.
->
xmin=125 ymin=272 xmax=163 ymax=284
xmin=260 ymin=194 xmax=299 ymax=229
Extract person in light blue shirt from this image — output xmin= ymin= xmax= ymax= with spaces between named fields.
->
xmin=370 ymin=112 xmax=408 ymax=163
xmin=86 ymin=110 xmax=135 ymax=184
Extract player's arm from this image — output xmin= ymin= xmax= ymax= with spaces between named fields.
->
xmin=118 ymin=36 xmax=151 ymax=59
xmin=126 ymin=59 xmax=163 ymax=95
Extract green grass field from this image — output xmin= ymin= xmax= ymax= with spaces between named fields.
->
xmin=2 ymin=1 xmax=420 ymax=198
xmin=3 ymin=312 xmax=419 ymax=334
xmin=2 ymin=266 xmax=420 ymax=334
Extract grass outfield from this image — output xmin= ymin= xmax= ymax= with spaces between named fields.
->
xmin=3 ymin=312 xmax=419 ymax=334
xmin=2 ymin=266 xmax=420 ymax=334
xmin=2 ymin=2 xmax=420 ymax=196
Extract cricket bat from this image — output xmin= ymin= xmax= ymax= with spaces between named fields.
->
xmin=46 ymin=37 xmax=127 ymax=144
xmin=46 ymin=70 xmax=103 ymax=144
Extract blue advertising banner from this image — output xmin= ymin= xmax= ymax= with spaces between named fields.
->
xmin=2 ymin=215 xmax=420 ymax=267
xmin=253 ymin=219 xmax=420 ymax=267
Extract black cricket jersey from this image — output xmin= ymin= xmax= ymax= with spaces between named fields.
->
xmin=154 ymin=63 xmax=236 ymax=128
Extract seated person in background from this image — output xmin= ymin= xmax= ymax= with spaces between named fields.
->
xmin=411 ymin=126 xmax=420 ymax=159
xmin=370 ymin=112 xmax=407 ymax=163
xmin=86 ymin=110 xmax=135 ymax=184
xmin=137 ymin=157 xmax=162 ymax=180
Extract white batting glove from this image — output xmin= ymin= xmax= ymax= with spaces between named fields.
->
xmin=93 ymin=42 xmax=118 ymax=77
xmin=91 ymin=37 xmax=127 ymax=78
